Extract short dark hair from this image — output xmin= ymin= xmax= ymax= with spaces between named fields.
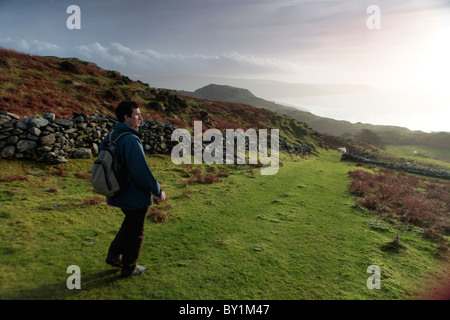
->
xmin=115 ymin=100 xmax=139 ymax=123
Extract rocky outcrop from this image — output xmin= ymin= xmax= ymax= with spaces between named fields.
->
xmin=279 ymin=140 xmax=317 ymax=156
xmin=0 ymin=111 xmax=176 ymax=163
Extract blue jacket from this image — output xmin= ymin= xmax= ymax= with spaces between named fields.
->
xmin=98 ymin=122 xmax=162 ymax=210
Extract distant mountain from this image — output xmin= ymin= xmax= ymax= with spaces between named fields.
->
xmin=179 ymin=84 xmax=388 ymax=136
xmin=150 ymin=74 xmax=374 ymax=100
xmin=179 ymin=84 xmax=309 ymax=112
xmin=180 ymin=84 xmax=450 ymax=152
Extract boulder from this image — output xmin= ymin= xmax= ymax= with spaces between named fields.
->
xmin=16 ymin=140 xmax=37 ymax=153
xmin=72 ymin=148 xmax=92 ymax=159
xmin=40 ymin=134 xmax=56 ymax=146
xmin=16 ymin=121 xmax=28 ymax=130
xmin=0 ymin=111 xmax=20 ymax=120
xmin=6 ymin=135 xmax=19 ymax=145
xmin=31 ymin=115 xmax=49 ymax=128
xmin=54 ymin=119 xmax=73 ymax=128
xmin=28 ymin=127 xmax=41 ymax=136
xmin=1 ymin=145 xmax=15 ymax=159
xmin=43 ymin=113 xmax=56 ymax=122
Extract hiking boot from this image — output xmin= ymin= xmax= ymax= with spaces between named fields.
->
xmin=106 ymin=254 xmax=123 ymax=268
xmin=121 ymin=265 xmax=146 ymax=278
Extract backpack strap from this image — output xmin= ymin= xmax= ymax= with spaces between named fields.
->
xmin=109 ymin=131 xmax=132 ymax=167
xmin=109 ymin=131 xmax=132 ymax=143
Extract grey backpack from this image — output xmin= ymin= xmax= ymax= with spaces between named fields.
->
xmin=91 ymin=132 xmax=131 ymax=196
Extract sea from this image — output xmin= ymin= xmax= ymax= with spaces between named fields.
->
xmin=273 ymin=90 xmax=450 ymax=133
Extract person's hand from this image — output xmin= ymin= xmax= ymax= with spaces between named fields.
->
xmin=154 ymin=191 xmax=166 ymax=204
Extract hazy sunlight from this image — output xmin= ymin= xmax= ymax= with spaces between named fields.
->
xmin=410 ymin=27 xmax=450 ymax=91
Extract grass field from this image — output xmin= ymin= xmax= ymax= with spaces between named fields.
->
xmin=0 ymin=150 xmax=448 ymax=300
xmin=385 ymin=145 xmax=450 ymax=170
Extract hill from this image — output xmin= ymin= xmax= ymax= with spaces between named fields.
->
xmin=0 ymin=47 xmax=322 ymax=152
xmin=181 ymin=84 xmax=450 ymax=159
xmin=151 ymin=74 xmax=374 ymax=99
xmin=179 ymin=83 xmax=308 ymax=112
xmin=0 ymin=47 xmax=449 ymax=301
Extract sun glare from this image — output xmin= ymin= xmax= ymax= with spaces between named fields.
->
xmin=410 ymin=27 xmax=450 ymax=91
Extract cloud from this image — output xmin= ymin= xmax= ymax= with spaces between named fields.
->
xmin=0 ymin=38 xmax=62 ymax=55
xmin=71 ymin=41 xmax=302 ymax=77
xmin=0 ymin=36 xmax=302 ymax=82
xmin=75 ymin=42 xmax=128 ymax=66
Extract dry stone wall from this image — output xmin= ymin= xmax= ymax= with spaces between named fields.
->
xmin=341 ymin=152 xmax=450 ymax=180
xmin=0 ymin=110 xmax=317 ymax=165
xmin=0 ymin=111 xmax=176 ymax=164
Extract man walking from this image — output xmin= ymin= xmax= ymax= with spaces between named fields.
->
xmin=99 ymin=100 xmax=166 ymax=277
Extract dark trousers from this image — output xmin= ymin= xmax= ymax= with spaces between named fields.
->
xmin=108 ymin=206 xmax=149 ymax=270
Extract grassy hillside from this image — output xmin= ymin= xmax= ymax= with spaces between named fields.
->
xmin=321 ymin=134 xmax=450 ymax=173
xmin=0 ymin=47 xmax=321 ymax=150
xmin=0 ymin=47 xmax=448 ymax=301
xmin=0 ymin=152 xmax=448 ymax=300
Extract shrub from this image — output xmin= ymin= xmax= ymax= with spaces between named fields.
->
xmin=102 ymin=88 xmax=123 ymax=102
xmin=47 ymin=165 xmax=66 ymax=177
xmin=191 ymin=168 xmax=202 ymax=180
xmin=59 ymin=61 xmax=79 ymax=73
xmin=348 ymin=169 xmax=450 ymax=241
xmin=169 ymin=118 xmax=188 ymax=128
xmin=148 ymin=207 xmax=171 ymax=223
xmin=185 ymin=167 xmax=223 ymax=185
xmin=46 ymin=186 xmax=59 ymax=194
xmin=84 ymin=197 xmax=104 ymax=206
xmin=75 ymin=172 xmax=91 ymax=179
xmin=207 ymin=166 xmax=217 ymax=173
xmin=203 ymin=173 xmax=222 ymax=184
xmin=217 ymin=169 xmax=229 ymax=178
xmin=181 ymin=190 xmax=192 ymax=200
xmin=0 ymin=174 xmax=29 ymax=182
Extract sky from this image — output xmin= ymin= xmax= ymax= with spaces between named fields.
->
xmin=1 ymin=0 xmax=449 ymax=132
